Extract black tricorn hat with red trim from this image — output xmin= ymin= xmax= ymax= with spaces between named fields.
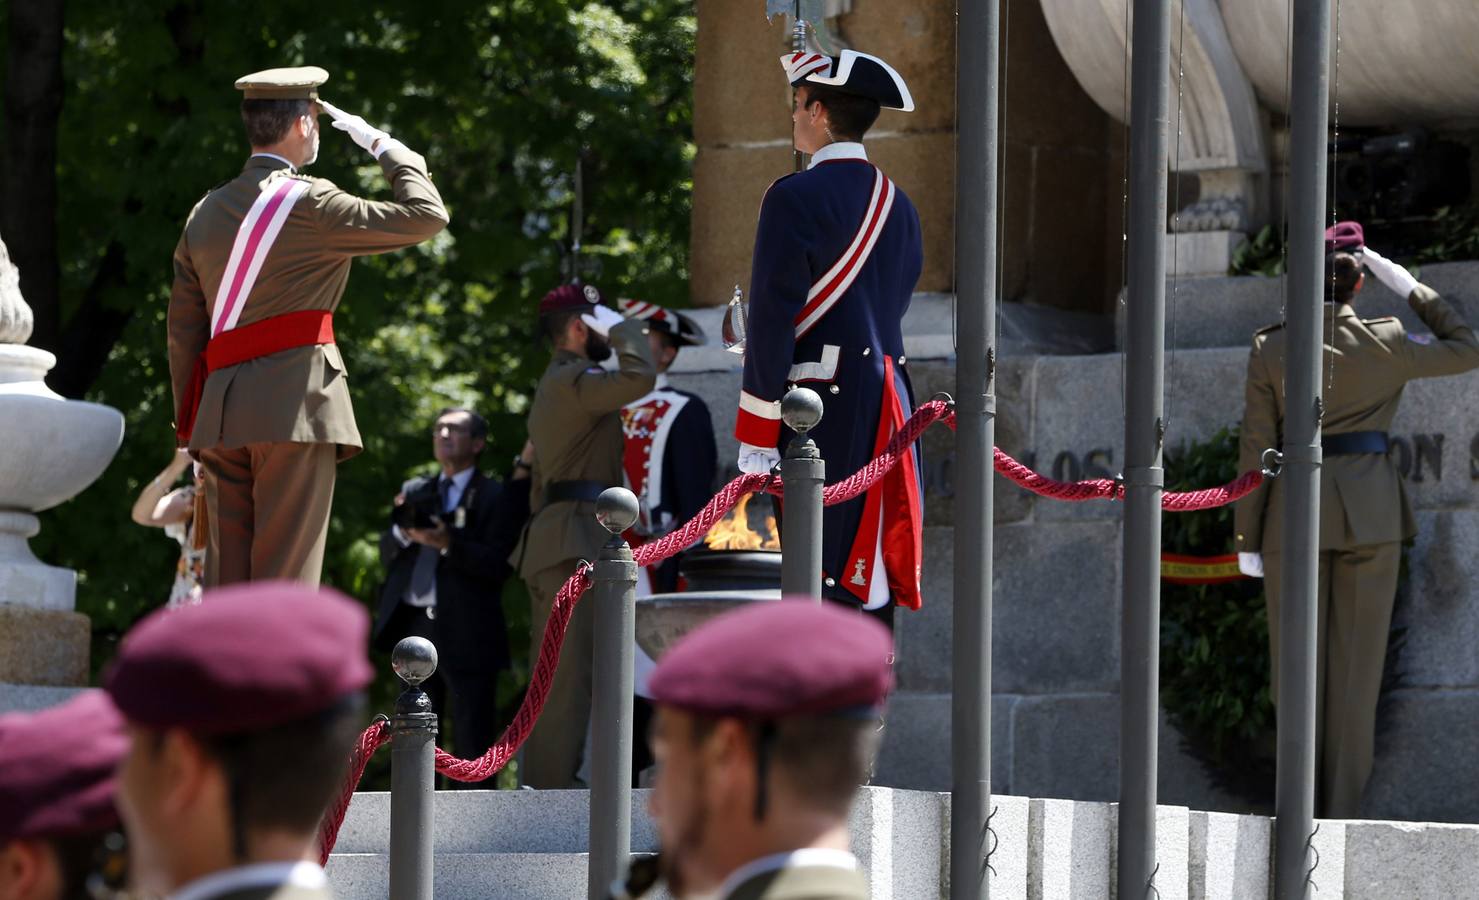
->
xmin=782 ymin=49 xmax=915 ymax=112
xmin=617 ymin=298 xmax=706 ymax=347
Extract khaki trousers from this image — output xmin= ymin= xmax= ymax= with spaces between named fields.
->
xmin=520 ymin=559 xmax=596 ymax=789
xmin=1263 ymin=542 xmax=1400 ymax=819
xmin=200 ymin=442 xmax=338 ymax=588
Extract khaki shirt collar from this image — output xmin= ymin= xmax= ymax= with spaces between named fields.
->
xmin=244 ymin=152 xmax=297 ymax=175
xmin=1327 ymin=302 xmax=1357 ymax=320
xmin=553 ymin=348 xmax=586 ymax=366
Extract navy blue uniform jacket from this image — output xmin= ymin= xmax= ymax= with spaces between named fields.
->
xmin=735 ymin=149 xmax=925 ymax=609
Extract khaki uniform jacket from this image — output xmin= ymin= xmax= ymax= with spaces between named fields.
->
xmin=725 ymin=865 xmax=870 ymax=900
xmin=513 ymin=317 xmax=656 ymax=577
xmin=1236 ymin=284 xmax=1479 ymax=553
xmin=168 ymin=149 xmax=449 ymax=458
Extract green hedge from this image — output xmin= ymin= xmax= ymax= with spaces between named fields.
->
xmin=1160 ymin=427 xmax=1276 ymax=791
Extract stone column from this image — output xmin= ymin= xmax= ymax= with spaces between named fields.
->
xmin=0 ymin=237 xmax=124 ymax=712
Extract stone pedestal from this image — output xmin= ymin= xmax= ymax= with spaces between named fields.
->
xmin=0 ymin=511 xmax=77 ymax=612
xmin=0 ymin=236 xmax=124 ymax=711
xmin=0 ymin=604 xmax=90 ymax=686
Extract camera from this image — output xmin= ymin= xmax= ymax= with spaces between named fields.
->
xmin=392 ymin=482 xmax=444 ymax=531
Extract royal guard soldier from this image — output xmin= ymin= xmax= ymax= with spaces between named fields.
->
xmin=513 ymin=283 xmax=656 ymax=789
xmin=733 ymin=50 xmax=925 ymax=626
xmin=617 ymin=298 xmax=718 ymax=593
xmin=616 ymin=297 xmax=718 ymax=776
xmin=1236 ymin=221 xmax=1479 ymax=817
xmin=168 ymin=67 xmax=449 ymax=588
xmin=637 ymin=600 xmax=892 ymax=900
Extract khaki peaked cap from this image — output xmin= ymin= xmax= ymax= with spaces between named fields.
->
xmin=235 ymin=66 xmax=329 ymax=100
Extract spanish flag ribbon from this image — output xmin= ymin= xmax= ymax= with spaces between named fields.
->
xmin=1160 ymin=553 xmax=1247 ymax=585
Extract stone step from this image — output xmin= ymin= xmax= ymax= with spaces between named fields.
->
xmin=325 ymin=851 xmax=674 ymax=900
xmin=332 ymin=787 xmax=1479 ymax=898
xmin=331 ymin=787 xmax=950 ymax=898
xmin=331 ymin=789 xmax=657 ymax=855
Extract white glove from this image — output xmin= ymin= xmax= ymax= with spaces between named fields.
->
xmin=737 ymin=442 xmax=781 ymax=475
xmin=319 ymin=100 xmax=402 ymax=159
xmin=1238 ymin=552 xmax=1264 ymax=579
xmin=1361 ymin=247 xmax=1419 ymax=299
xmin=579 ymin=304 xmax=626 ymax=338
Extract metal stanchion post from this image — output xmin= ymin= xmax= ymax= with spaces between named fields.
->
xmin=779 ymin=387 xmax=825 ymax=600
xmin=1118 ymin=0 xmax=1172 ymax=894
xmin=1276 ymin=0 xmax=1332 ymax=896
xmin=589 ymin=487 xmax=640 ymax=900
xmin=952 ymin=0 xmax=1000 ymax=896
xmin=389 ymin=637 xmax=438 ymax=900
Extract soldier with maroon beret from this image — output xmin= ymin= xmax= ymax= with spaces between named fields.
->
xmin=0 ymin=691 xmax=129 ymax=900
xmin=1236 ymin=219 xmax=1479 ymax=817
xmin=104 ymin=582 xmax=373 ymax=900
xmin=512 ymin=283 xmax=655 ymax=789
xmin=641 ymin=600 xmax=892 ymax=900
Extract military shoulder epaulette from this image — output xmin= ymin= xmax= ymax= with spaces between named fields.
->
xmin=1253 ymin=322 xmax=1284 ymax=337
xmin=764 ymin=171 xmax=803 ymax=194
xmin=1362 ymin=316 xmax=1400 ymax=326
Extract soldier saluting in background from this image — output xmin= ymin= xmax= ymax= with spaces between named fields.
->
xmin=514 ymin=283 xmax=655 ymax=789
xmin=1236 ymin=221 xmax=1479 ymax=818
xmin=168 ymin=66 xmax=449 ymax=588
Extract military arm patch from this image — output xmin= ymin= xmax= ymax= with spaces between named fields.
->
xmin=1407 ymin=332 xmax=1435 ymax=345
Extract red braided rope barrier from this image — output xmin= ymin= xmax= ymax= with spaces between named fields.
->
xmin=318 ymin=716 xmax=391 ymax=864
xmin=434 ymin=565 xmax=593 ymax=782
xmin=316 ymin=397 xmax=1265 ymax=859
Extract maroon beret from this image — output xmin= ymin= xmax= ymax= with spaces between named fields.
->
xmin=648 ymin=599 xmax=894 ymax=719
xmin=540 ymin=282 xmax=603 ymax=316
xmin=1325 ymin=220 xmax=1365 ymax=253
xmin=0 ymin=690 xmax=127 ymax=845
xmin=104 ymin=582 xmax=373 ymax=737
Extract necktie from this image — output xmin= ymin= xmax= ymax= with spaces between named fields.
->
xmin=406 ymin=478 xmax=452 ymax=608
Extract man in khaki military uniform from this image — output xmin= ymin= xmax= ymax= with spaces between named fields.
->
xmin=1236 ymin=221 xmax=1479 ymax=817
xmin=168 ymin=66 xmax=449 ymax=587
xmin=513 ymin=282 xmax=655 ymax=789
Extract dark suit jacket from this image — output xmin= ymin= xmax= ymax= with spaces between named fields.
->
xmin=375 ymin=469 xmax=530 ymax=673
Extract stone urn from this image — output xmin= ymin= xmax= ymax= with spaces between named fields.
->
xmin=0 ymin=238 xmax=124 ymax=703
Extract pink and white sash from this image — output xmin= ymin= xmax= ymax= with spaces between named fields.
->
xmin=792 ymin=166 xmax=896 ymax=339
xmin=209 ymin=176 xmax=311 ymax=338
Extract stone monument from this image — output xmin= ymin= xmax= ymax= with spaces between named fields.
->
xmin=0 ymin=236 xmax=124 ymax=712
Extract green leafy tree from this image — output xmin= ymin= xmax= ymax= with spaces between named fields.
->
xmin=1 ymin=1 xmax=696 ymax=727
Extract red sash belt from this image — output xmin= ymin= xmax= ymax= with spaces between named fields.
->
xmin=176 ymin=310 xmax=335 ymax=444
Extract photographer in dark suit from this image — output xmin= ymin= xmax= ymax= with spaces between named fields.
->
xmin=376 ymin=408 xmax=532 ymax=765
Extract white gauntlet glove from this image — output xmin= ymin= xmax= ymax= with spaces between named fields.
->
xmin=1360 ymin=247 xmax=1419 ymax=299
xmin=580 ymin=304 xmax=626 ymax=338
xmin=1238 ymin=552 xmax=1264 ymax=579
xmin=737 ymin=442 xmax=781 ymax=475
xmin=320 ymin=100 xmax=404 ymax=159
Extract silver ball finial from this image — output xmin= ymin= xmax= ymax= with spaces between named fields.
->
xmin=781 ymin=387 xmax=825 ymax=435
xmin=595 ymin=486 xmax=640 ymax=535
xmin=392 ymin=636 xmax=438 ymax=687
